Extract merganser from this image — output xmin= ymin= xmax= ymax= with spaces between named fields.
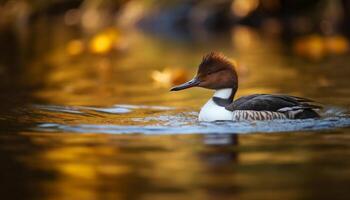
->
xmin=170 ymin=52 xmax=321 ymax=122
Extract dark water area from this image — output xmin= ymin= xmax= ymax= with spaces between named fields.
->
xmin=1 ymin=14 xmax=350 ymax=200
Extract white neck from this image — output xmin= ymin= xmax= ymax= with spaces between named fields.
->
xmin=213 ymin=88 xmax=232 ymax=99
xmin=199 ymin=88 xmax=233 ymax=121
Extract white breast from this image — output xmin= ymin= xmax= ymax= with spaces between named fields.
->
xmin=199 ymin=88 xmax=233 ymax=122
xmin=199 ymin=98 xmax=233 ymax=122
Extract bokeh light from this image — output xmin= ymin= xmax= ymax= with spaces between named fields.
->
xmin=231 ymin=0 xmax=259 ymax=17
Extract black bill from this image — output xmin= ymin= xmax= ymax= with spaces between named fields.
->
xmin=170 ymin=77 xmax=200 ymax=91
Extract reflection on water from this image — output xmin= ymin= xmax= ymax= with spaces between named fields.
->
xmin=1 ymin=13 xmax=350 ymax=200
xmin=2 ymin=131 xmax=350 ymax=200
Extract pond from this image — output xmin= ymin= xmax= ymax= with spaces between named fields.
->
xmin=1 ymin=17 xmax=350 ymax=200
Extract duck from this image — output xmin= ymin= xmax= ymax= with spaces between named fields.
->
xmin=170 ymin=52 xmax=321 ymax=122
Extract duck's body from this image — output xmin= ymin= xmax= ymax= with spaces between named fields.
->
xmin=198 ymin=89 xmax=320 ymax=122
xmin=171 ymin=52 xmax=321 ymax=122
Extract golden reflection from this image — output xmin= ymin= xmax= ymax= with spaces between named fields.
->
xmin=16 ymin=133 xmax=208 ymax=199
xmin=293 ymin=34 xmax=326 ymax=61
xmin=293 ymin=34 xmax=349 ymax=60
xmin=151 ymin=69 xmax=172 ymax=87
xmin=66 ymin=39 xmax=84 ymax=56
xmin=240 ymin=152 xmax=307 ymax=163
xmin=10 ymin=130 xmax=350 ymax=200
xmin=59 ymin=163 xmax=97 ymax=179
xmin=57 ymin=162 xmax=130 ymax=179
xmin=151 ymin=68 xmax=188 ymax=88
xmin=18 ymin=133 xmax=133 ymax=199
xmin=325 ymin=35 xmax=349 ymax=55
xmin=231 ymin=0 xmax=259 ymax=17
xmin=231 ymin=26 xmax=260 ymax=50
xmin=89 ymin=28 xmax=122 ymax=54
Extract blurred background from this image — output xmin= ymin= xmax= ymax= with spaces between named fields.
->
xmin=1 ymin=1 xmax=350 ymax=200
xmin=1 ymin=0 xmax=350 ymax=110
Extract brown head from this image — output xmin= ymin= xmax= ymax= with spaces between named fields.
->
xmin=170 ymin=52 xmax=238 ymax=92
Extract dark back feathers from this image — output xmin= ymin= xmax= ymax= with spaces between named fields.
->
xmin=226 ymin=94 xmax=322 ymax=112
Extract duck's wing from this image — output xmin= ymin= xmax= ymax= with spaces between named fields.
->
xmin=226 ymin=94 xmax=322 ymax=112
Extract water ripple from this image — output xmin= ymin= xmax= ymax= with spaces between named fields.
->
xmin=34 ymin=117 xmax=350 ymax=135
xmin=32 ymin=104 xmax=350 ymax=135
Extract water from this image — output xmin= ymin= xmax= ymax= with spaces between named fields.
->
xmin=33 ymin=104 xmax=350 ymax=134
xmin=1 ymin=17 xmax=350 ymax=200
